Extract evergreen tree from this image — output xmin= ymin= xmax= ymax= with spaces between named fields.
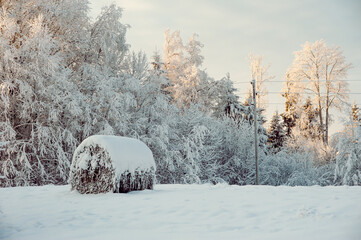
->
xmin=281 ymin=74 xmax=300 ymax=137
xmin=151 ymin=50 xmax=163 ymax=75
xmin=242 ymin=95 xmax=268 ymax=150
xmin=212 ymin=73 xmax=240 ymax=118
xmin=268 ymin=111 xmax=286 ymax=153
xmin=123 ymin=51 xmax=148 ymax=81
xmin=352 ymin=104 xmax=360 ymax=125
xmin=297 ymin=97 xmax=322 ymax=140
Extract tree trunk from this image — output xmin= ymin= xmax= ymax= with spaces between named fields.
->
xmin=318 ymin=105 xmax=325 ymax=144
xmin=325 ymin=88 xmax=330 ymax=145
xmin=316 ymin=81 xmax=325 ymax=144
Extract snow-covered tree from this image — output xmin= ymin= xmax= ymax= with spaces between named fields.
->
xmin=88 ymin=4 xmax=128 ymax=73
xmin=242 ymin=96 xmax=268 ymax=150
xmin=334 ymin=110 xmax=361 ymax=186
xmin=287 ymin=40 xmax=351 ymax=145
xmin=0 ymin=2 xmax=85 ymax=186
xmin=75 ymin=4 xmax=130 ymax=137
xmin=123 ymin=51 xmax=148 ymax=81
xmin=267 ymin=111 xmax=286 ymax=153
xmin=0 ymin=0 xmax=90 ymax=70
xmin=297 ymin=97 xmax=322 ymax=140
xmin=193 ymin=114 xmax=260 ymax=185
xmin=126 ymin=75 xmax=176 ymax=184
xmin=211 ymin=74 xmax=240 ymax=118
xmin=163 ymin=30 xmax=209 ymax=108
xmin=151 ymin=50 xmax=164 ymax=75
xmin=281 ymin=73 xmax=301 ymax=137
xmin=163 ymin=30 xmax=185 ymax=104
xmin=352 ymin=104 xmax=360 ymax=125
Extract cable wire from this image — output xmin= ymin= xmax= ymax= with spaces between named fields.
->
xmin=234 ymin=79 xmax=361 ymax=84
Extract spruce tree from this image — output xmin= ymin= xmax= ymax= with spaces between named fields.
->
xmin=298 ymin=97 xmax=322 ymax=140
xmin=281 ymin=74 xmax=300 ymax=137
xmin=352 ymin=104 xmax=360 ymax=125
xmin=268 ymin=111 xmax=286 ymax=153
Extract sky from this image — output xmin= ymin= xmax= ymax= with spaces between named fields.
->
xmin=89 ymin=0 xmax=361 ymax=134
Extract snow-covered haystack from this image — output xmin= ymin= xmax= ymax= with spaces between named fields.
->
xmin=69 ymin=135 xmax=156 ymax=194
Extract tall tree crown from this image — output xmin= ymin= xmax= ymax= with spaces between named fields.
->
xmin=286 ymin=40 xmax=351 ymax=144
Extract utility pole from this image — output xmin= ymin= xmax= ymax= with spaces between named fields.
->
xmin=251 ymin=79 xmax=259 ymax=185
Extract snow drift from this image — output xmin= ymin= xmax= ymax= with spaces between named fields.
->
xmin=69 ymin=135 xmax=156 ymax=193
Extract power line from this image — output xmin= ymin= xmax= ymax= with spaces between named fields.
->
xmin=235 ymin=91 xmax=361 ymax=95
xmin=254 ymin=103 xmax=361 ymax=108
xmin=267 ymin=102 xmax=360 ymax=104
xmin=267 ymin=92 xmax=361 ymax=95
xmin=234 ymin=79 xmax=361 ymax=84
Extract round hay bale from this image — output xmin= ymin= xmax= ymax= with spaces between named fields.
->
xmin=69 ymin=135 xmax=156 ymax=194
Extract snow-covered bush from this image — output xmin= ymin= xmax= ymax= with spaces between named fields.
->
xmin=196 ymin=116 xmax=264 ymax=185
xmin=69 ymin=136 xmax=156 ymax=194
xmin=334 ymin=126 xmax=361 ymax=186
xmin=261 ymin=150 xmax=334 ymax=186
xmin=285 ymin=131 xmax=333 ymax=164
xmin=260 ymin=151 xmax=298 ymax=186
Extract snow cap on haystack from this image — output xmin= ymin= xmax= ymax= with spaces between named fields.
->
xmin=69 ymin=135 xmax=156 ymax=194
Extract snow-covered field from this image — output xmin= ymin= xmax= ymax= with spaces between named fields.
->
xmin=1 ymin=184 xmax=360 ymax=240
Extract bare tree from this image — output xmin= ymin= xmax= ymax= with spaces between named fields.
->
xmin=248 ymin=54 xmax=274 ymax=109
xmin=287 ymin=40 xmax=352 ymax=145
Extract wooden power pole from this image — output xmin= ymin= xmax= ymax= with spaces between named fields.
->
xmin=251 ymin=79 xmax=259 ymax=185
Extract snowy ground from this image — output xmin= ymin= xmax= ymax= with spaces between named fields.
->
xmin=1 ymin=184 xmax=360 ymax=240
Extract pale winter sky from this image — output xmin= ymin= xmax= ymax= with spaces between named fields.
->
xmin=89 ymin=0 xmax=361 ymax=134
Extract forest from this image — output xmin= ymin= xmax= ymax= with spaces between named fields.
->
xmin=0 ymin=0 xmax=360 ymax=188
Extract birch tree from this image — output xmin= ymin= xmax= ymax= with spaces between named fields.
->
xmin=163 ymin=30 xmax=207 ymax=108
xmin=248 ymin=54 xmax=274 ymax=109
xmin=287 ymin=40 xmax=351 ymax=145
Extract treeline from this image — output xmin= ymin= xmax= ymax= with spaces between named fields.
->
xmin=0 ymin=1 xmax=360 ymax=187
